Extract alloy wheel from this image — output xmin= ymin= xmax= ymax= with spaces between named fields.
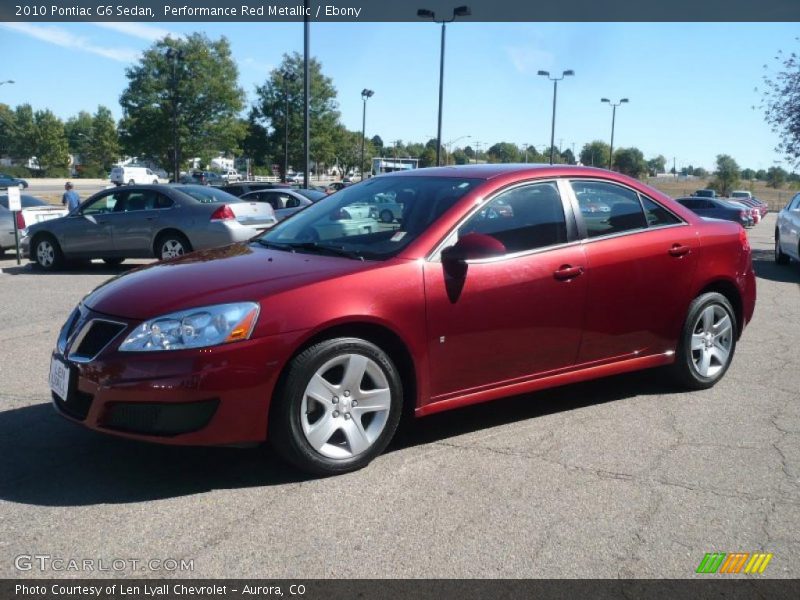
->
xmin=36 ymin=240 xmax=55 ymax=267
xmin=161 ymin=239 xmax=185 ymax=259
xmin=300 ymin=353 xmax=392 ymax=459
xmin=690 ymin=304 xmax=733 ymax=378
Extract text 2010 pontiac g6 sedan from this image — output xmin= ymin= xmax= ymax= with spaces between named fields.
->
xmin=50 ymin=165 xmax=756 ymax=475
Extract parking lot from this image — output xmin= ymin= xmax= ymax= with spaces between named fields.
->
xmin=0 ymin=214 xmax=797 ymax=578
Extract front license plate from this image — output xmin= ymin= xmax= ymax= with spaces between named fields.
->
xmin=49 ymin=356 xmax=70 ymax=401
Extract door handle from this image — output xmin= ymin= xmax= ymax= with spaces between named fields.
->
xmin=668 ymin=243 xmax=691 ymax=257
xmin=553 ymin=265 xmax=584 ymax=280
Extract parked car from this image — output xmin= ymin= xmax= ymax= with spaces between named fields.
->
xmin=221 ymin=169 xmax=241 ymax=183
xmin=693 ymin=189 xmax=717 ymax=198
xmin=775 ymin=192 xmax=800 ymax=265
xmin=285 ymin=172 xmax=305 ymax=184
xmin=110 ymin=166 xmax=160 ymax=186
xmin=48 ymin=165 xmax=755 ymax=476
xmin=220 ymin=182 xmax=292 ymax=197
xmin=726 ymin=200 xmax=756 ymax=227
xmin=21 ymin=184 xmax=276 ymax=269
xmin=179 ymin=171 xmax=225 ymax=186
xmin=240 ymin=188 xmax=326 ymax=222
xmin=1 ymin=194 xmax=68 ymax=254
xmin=733 ymin=196 xmax=768 ymax=219
xmin=0 ymin=173 xmax=29 ymax=189
xmin=326 ymin=181 xmax=351 ymax=194
xmin=676 ymin=197 xmax=752 ymax=227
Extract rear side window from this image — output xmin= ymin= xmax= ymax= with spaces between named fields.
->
xmin=571 ymin=181 xmax=646 ymax=237
xmin=789 ymin=194 xmax=800 ymax=210
xmin=459 ymin=182 xmax=567 ymax=254
xmin=641 ymin=196 xmax=681 ymax=226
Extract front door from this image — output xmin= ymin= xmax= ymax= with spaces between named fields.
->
xmin=109 ymin=189 xmax=163 ymax=256
xmin=424 ymin=181 xmax=588 ymax=400
xmin=58 ymin=191 xmax=121 ymax=256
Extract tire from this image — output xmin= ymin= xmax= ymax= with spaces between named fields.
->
xmin=32 ymin=235 xmax=64 ymax=271
xmin=380 ymin=209 xmax=394 ymax=224
xmin=152 ymin=179 xmax=158 ymax=185
xmin=128 ymin=179 xmax=135 ymax=185
xmin=669 ymin=292 xmax=737 ymax=390
xmin=775 ymin=230 xmax=789 ymax=265
xmin=102 ymin=257 xmax=125 ymax=266
xmin=155 ymin=232 xmax=192 ymax=260
xmin=269 ymin=337 xmax=403 ymax=476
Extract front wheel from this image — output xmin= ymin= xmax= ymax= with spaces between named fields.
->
xmin=669 ymin=292 xmax=737 ymax=390
xmin=775 ymin=231 xmax=789 ymax=265
xmin=128 ymin=179 xmax=135 ymax=185
xmin=269 ymin=338 xmax=403 ymax=476
xmin=33 ymin=235 xmax=64 ymax=271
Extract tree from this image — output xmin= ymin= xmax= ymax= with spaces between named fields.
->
xmin=253 ymin=52 xmax=340 ymax=177
xmin=762 ymin=40 xmax=800 ymax=167
xmin=0 ymin=103 xmax=15 ymax=158
xmin=33 ymin=109 xmax=69 ymax=175
xmin=333 ymin=126 xmax=374 ymax=177
xmin=613 ymin=147 xmax=647 ymax=178
xmin=12 ymin=104 xmax=36 ymax=160
xmin=64 ymin=111 xmax=93 ymax=157
xmin=463 ymin=145 xmax=475 ymax=159
xmin=755 ymin=169 xmax=767 ymax=180
xmin=486 ymin=142 xmax=521 ymax=163
xmin=561 ymin=148 xmax=576 ymax=165
xmin=419 ymin=147 xmax=437 ymax=167
xmin=711 ymin=154 xmax=740 ymax=196
xmin=119 ymin=33 xmax=246 ymax=172
xmin=741 ymin=168 xmax=756 ymax=180
xmin=767 ymin=165 xmax=787 ymax=188
xmin=90 ymin=106 xmax=120 ymax=172
xmin=579 ymin=140 xmax=610 ymax=168
xmin=693 ymin=167 xmax=709 ymax=178
xmin=370 ymin=135 xmax=383 ymax=150
xmin=647 ymin=155 xmax=667 ymax=176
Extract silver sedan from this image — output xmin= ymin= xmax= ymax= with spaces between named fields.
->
xmin=239 ymin=188 xmax=326 ymax=222
xmin=775 ymin=191 xmax=800 ymax=265
xmin=21 ymin=185 xmax=277 ymax=270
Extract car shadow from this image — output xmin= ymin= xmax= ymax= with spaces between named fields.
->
xmin=0 ymin=370 xmax=675 ymax=507
xmin=751 ymin=248 xmax=800 ymax=284
xmin=0 ymin=261 xmax=148 ymax=276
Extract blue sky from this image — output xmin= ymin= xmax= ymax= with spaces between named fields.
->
xmin=0 ymin=21 xmax=797 ymax=172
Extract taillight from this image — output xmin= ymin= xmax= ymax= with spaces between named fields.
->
xmin=739 ymin=226 xmax=750 ymax=251
xmin=15 ymin=212 xmax=25 ymax=230
xmin=210 ymin=205 xmax=236 ymax=221
xmin=739 ymin=210 xmax=746 ymax=219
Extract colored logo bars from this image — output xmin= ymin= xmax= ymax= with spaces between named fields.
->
xmin=696 ymin=552 xmax=773 ymax=574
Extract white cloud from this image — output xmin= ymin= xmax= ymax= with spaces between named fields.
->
xmin=505 ymin=45 xmax=554 ymax=74
xmin=0 ymin=22 xmax=140 ymax=63
xmin=94 ymin=22 xmax=180 ymax=42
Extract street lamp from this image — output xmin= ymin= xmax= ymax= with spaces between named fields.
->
xmin=537 ymin=69 xmax=574 ymax=165
xmin=360 ymin=88 xmax=374 ymax=180
xmin=165 ymin=48 xmax=184 ymax=183
xmin=280 ymin=69 xmax=298 ymax=182
xmin=600 ymin=97 xmax=629 ymax=170
xmin=443 ymin=134 xmax=470 ymax=165
xmin=417 ymin=4 xmax=471 ymax=166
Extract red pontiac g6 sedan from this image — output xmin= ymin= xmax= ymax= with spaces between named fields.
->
xmin=49 ymin=165 xmax=756 ymax=475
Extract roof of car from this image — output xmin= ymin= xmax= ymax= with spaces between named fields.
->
xmin=378 ymin=163 xmax=620 ymax=180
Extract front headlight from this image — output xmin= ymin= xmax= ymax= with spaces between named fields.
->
xmin=119 ymin=302 xmax=260 ymax=352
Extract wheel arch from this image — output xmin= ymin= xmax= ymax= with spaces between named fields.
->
xmin=152 ymin=228 xmax=191 ymax=257
xmin=696 ymin=279 xmax=744 ymax=340
xmin=269 ymin=320 xmax=419 ymax=427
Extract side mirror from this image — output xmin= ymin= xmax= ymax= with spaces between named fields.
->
xmin=441 ymin=233 xmax=506 ymax=278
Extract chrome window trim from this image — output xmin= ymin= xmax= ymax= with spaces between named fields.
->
xmin=426 ymin=178 xmax=571 ymax=263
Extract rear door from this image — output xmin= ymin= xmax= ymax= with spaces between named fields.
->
xmin=780 ymin=193 xmax=800 ymax=259
xmin=567 ymin=179 xmax=699 ymax=363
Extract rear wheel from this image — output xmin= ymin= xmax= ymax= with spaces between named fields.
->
xmin=269 ymin=337 xmax=403 ymax=476
xmin=669 ymin=292 xmax=736 ymax=390
xmin=33 ymin=235 xmax=64 ymax=271
xmin=152 ymin=179 xmax=158 ymax=185
xmin=775 ymin=230 xmax=789 ymax=265
xmin=155 ymin=232 xmax=192 ymax=260
xmin=380 ymin=209 xmax=394 ymax=223
xmin=128 ymin=179 xmax=135 ymax=185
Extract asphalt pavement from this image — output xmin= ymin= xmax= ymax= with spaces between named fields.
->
xmin=0 ymin=215 xmax=798 ymax=579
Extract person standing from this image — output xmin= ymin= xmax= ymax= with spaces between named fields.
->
xmin=62 ymin=182 xmax=81 ymax=212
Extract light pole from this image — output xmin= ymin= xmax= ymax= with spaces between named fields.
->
xmin=537 ymin=69 xmax=574 ymax=165
xmin=443 ymin=134 xmax=470 ymax=165
xmin=280 ymin=69 xmax=297 ymax=182
xmin=303 ymin=1 xmax=310 ymax=189
xmin=417 ymin=5 xmax=470 ymax=167
xmin=522 ymin=143 xmax=531 ymax=163
xmin=473 ymin=141 xmax=482 ymax=165
xmin=360 ymin=88 xmax=374 ymax=180
xmin=165 ymin=48 xmax=184 ymax=183
xmin=601 ymin=97 xmax=629 ymax=170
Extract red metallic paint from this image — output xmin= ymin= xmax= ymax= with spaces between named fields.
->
xmin=55 ymin=165 xmax=756 ymax=446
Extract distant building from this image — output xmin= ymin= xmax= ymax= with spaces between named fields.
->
xmin=371 ymin=157 xmax=419 ymax=176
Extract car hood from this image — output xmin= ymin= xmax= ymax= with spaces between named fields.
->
xmin=84 ymin=242 xmax=376 ymax=320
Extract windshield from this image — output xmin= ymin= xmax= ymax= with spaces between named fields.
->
xmin=174 ymin=185 xmax=242 ymax=204
xmin=258 ymin=176 xmax=481 ymax=260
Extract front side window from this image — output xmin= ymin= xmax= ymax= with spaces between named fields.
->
xmin=260 ymin=176 xmax=481 ymax=260
xmin=82 ymin=192 xmax=126 ymax=215
xmin=457 ymin=182 xmax=567 ymax=254
xmin=572 ymin=181 xmax=646 ymax=237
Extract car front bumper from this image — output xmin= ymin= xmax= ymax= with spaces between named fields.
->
xmin=51 ymin=307 xmax=306 ymax=446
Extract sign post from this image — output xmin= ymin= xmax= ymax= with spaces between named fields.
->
xmin=7 ymin=186 xmax=21 ymax=265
